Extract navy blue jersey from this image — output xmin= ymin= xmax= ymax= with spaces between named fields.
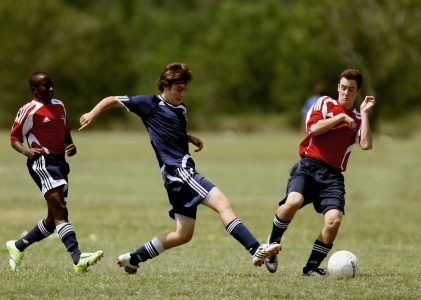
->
xmin=117 ymin=95 xmax=194 ymax=169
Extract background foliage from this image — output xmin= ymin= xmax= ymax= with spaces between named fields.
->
xmin=0 ymin=0 xmax=420 ymax=131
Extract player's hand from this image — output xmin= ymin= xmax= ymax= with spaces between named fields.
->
xmin=360 ymin=96 xmax=375 ymax=114
xmin=24 ymin=148 xmax=42 ymax=159
xmin=188 ymin=135 xmax=204 ymax=152
xmin=79 ymin=113 xmax=94 ymax=131
xmin=65 ymin=144 xmax=77 ymax=156
xmin=342 ymin=114 xmax=357 ymax=130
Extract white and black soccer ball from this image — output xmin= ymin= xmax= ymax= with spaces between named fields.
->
xmin=328 ymin=250 xmax=359 ymax=278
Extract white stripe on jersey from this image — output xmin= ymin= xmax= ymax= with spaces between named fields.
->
xmin=321 ymin=97 xmax=337 ymax=119
xmin=15 ymin=102 xmax=36 ymax=124
xmin=340 ymin=145 xmax=354 ymax=170
xmin=116 ymin=96 xmax=131 ymax=112
xmin=21 ymin=101 xmax=44 ymax=137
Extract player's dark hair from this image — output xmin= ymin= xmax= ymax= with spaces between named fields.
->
xmin=29 ymin=72 xmax=51 ymax=88
xmin=157 ymin=63 xmax=192 ymax=92
xmin=339 ymin=69 xmax=363 ymax=90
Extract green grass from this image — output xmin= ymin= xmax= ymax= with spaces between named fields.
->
xmin=1 ymin=130 xmax=421 ymax=299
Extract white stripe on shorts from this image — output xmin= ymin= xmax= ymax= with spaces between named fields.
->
xmin=178 ymin=167 xmax=208 ymax=198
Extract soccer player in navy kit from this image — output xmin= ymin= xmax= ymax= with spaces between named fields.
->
xmin=264 ymin=69 xmax=375 ymax=276
xmin=6 ymin=72 xmax=104 ymax=273
xmin=79 ymin=63 xmax=281 ymax=274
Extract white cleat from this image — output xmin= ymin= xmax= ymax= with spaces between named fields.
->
xmin=252 ymin=243 xmax=282 ymax=267
xmin=117 ymin=252 xmax=139 ymax=274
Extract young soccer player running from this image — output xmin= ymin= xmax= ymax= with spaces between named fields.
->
xmin=6 ymin=72 xmax=104 ymax=273
xmin=265 ymin=69 xmax=375 ymax=276
xmin=79 ymin=63 xmax=281 ymax=274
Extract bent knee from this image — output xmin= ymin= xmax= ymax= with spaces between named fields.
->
xmin=284 ymin=192 xmax=304 ymax=209
xmin=325 ymin=213 xmax=343 ymax=229
xmin=176 ymin=232 xmax=193 ymax=245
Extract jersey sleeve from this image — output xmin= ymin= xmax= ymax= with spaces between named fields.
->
xmin=116 ymin=95 xmax=156 ymax=118
xmin=305 ymin=96 xmax=325 ymax=130
xmin=10 ymin=106 xmax=28 ymax=143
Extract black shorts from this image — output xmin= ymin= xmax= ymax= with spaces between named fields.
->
xmin=279 ymin=157 xmax=345 ymax=214
xmin=162 ymin=166 xmax=215 ymax=219
xmin=27 ymin=154 xmax=69 ymax=200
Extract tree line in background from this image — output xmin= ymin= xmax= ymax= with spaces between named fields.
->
xmin=0 ymin=0 xmax=419 ymax=132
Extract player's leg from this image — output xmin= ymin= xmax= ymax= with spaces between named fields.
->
xmin=263 ymin=191 xmax=304 ymax=273
xmin=6 ymin=157 xmax=56 ymax=271
xmin=6 ymin=215 xmax=55 ymax=272
xmin=268 ymin=191 xmax=304 ymax=244
xmin=117 ymin=214 xmax=195 ymax=274
xmin=45 ymin=186 xmax=81 ymax=264
xmin=303 ymin=209 xmax=342 ymax=276
xmin=46 ymin=186 xmax=104 ymax=273
xmin=202 ymin=188 xmax=281 ymax=266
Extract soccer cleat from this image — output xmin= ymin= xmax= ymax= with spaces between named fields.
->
xmin=252 ymin=243 xmax=282 ymax=267
xmin=6 ymin=240 xmax=24 ymax=272
xmin=117 ymin=252 xmax=139 ymax=274
xmin=302 ymin=266 xmax=326 ymax=276
xmin=264 ymin=236 xmax=281 ymax=273
xmin=74 ymin=250 xmax=104 ymax=273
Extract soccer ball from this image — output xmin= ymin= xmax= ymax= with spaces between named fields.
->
xmin=328 ymin=250 xmax=359 ymax=278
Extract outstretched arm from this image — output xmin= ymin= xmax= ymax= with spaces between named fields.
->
xmin=79 ymin=96 xmax=123 ymax=130
xmin=359 ymin=96 xmax=375 ymax=150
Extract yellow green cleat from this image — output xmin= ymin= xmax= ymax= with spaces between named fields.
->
xmin=6 ymin=240 xmax=24 ymax=272
xmin=74 ymin=250 xmax=104 ymax=273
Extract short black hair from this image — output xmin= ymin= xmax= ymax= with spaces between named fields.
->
xmin=29 ymin=72 xmax=51 ymax=88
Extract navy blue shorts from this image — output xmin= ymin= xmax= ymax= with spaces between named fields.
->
xmin=27 ymin=154 xmax=69 ymax=200
xmin=162 ymin=166 xmax=215 ymax=219
xmin=279 ymin=157 xmax=345 ymax=214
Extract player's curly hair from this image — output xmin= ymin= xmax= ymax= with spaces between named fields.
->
xmin=157 ymin=63 xmax=192 ymax=92
xmin=339 ymin=69 xmax=363 ymax=90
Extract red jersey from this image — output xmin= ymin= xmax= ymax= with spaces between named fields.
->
xmin=10 ymin=98 xmax=70 ymax=154
xmin=299 ymin=96 xmax=361 ymax=171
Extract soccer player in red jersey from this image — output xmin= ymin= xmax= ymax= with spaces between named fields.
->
xmin=265 ymin=69 xmax=376 ymax=276
xmin=6 ymin=72 xmax=103 ymax=273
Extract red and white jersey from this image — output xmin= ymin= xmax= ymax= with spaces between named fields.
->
xmin=10 ymin=98 xmax=70 ymax=154
xmin=299 ymin=96 xmax=361 ymax=171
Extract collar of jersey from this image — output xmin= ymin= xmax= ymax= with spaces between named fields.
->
xmin=157 ymin=95 xmax=185 ymax=111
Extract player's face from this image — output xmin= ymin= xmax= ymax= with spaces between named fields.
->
xmin=33 ymin=75 xmax=54 ymax=102
xmin=162 ymin=83 xmax=188 ymax=106
xmin=337 ymin=77 xmax=359 ymax=109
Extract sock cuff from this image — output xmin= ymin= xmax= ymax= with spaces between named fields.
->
xmin=313 ymin=240 xmax=333 ymax=254
xmin=56 ymin=223 xmax=74 ymax=240
xmin=226 ymin=218 xmax=242 ymax=234
xmin=273 ymin=215 xmax=290 ymax=229
xmin=38 ymin=219 xmax=54 ymax=236
xmin=151 ymin=237 xmax=165 ymax=254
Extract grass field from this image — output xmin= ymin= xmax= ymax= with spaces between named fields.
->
xmin=1 ymin=130 xmax=420 ymax=299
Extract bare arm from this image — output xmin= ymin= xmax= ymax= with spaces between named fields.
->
xmin=64 ymin=132 xmax=77 ymax=156
xmin=188 ymin=134 xmax=204 ymax=152
xmin=359 ymin=96 xmax=375 ymax=150
xmin=79 ymin=96 xmax=123 ymax=130
xmin=11 ymin=140 xmax=41 ymax=159
xmin=309 ymin=113 xmax=356 ymax=136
